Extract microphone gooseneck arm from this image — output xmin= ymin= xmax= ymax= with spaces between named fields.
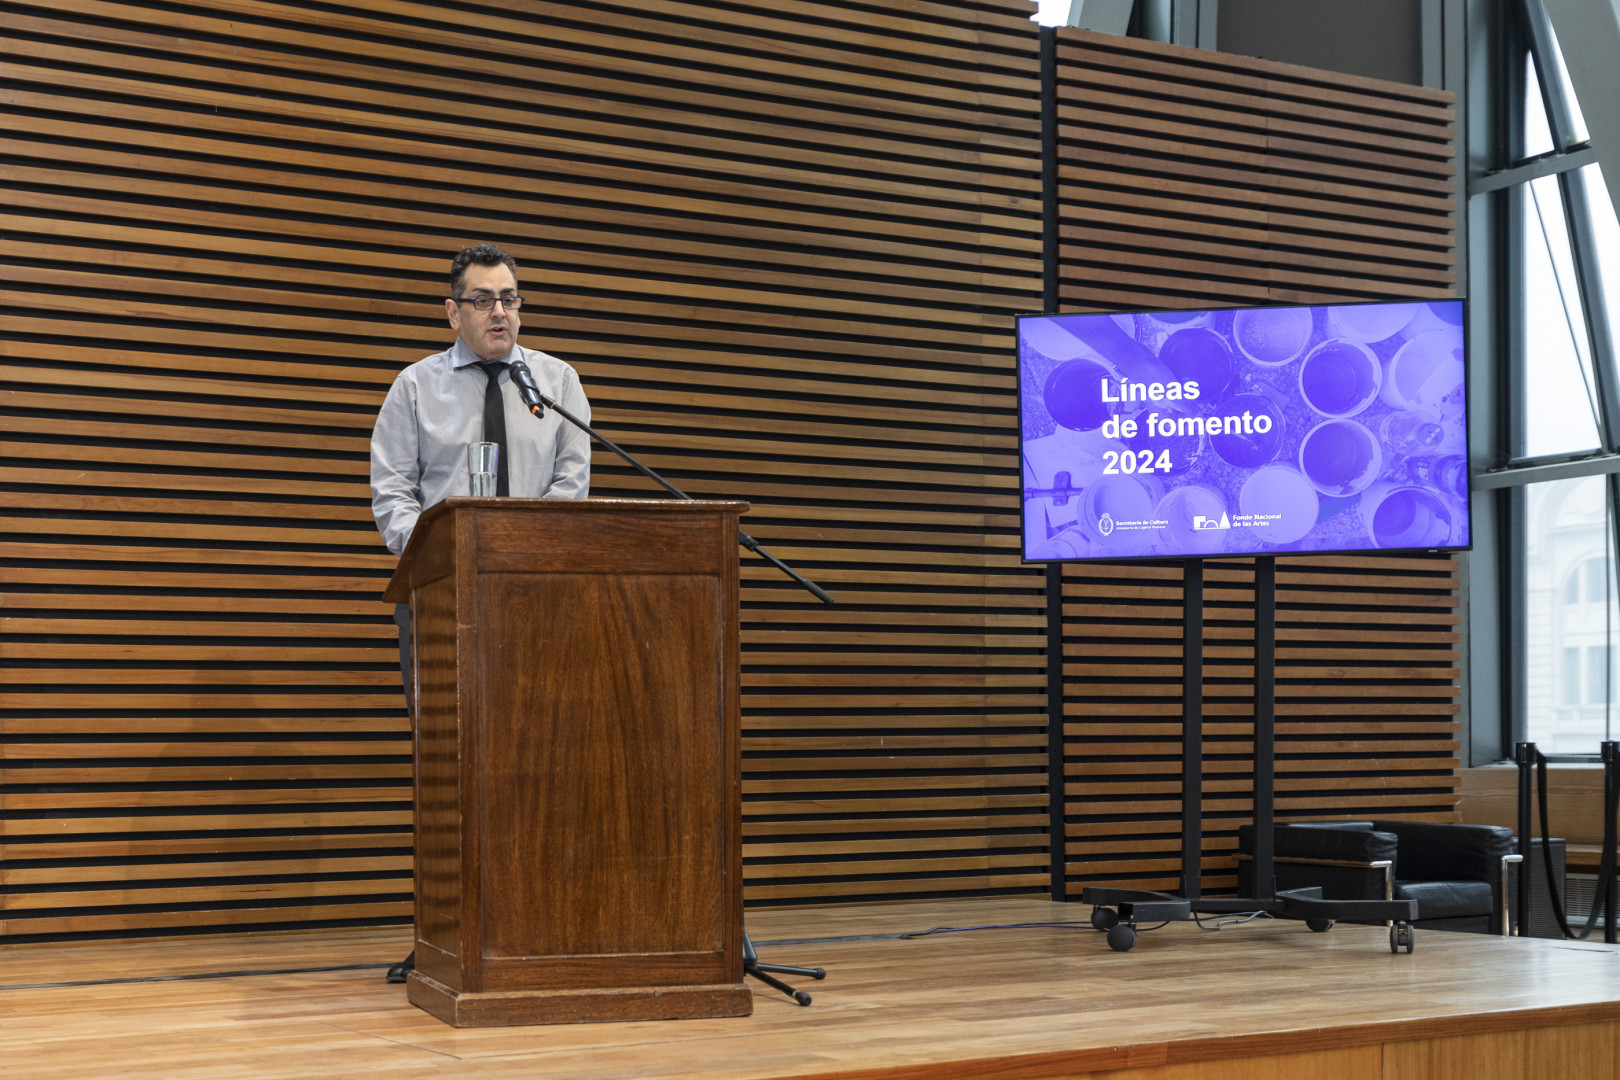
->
xmin=510 ymin=362 xmax=834 ymax=605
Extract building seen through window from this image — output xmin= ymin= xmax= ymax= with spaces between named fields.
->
xmin=1526 ymin=479 xmax=1615 ymax=750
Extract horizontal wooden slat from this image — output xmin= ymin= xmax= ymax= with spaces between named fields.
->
xmin=0 ymin=811 xmax=415 ymax=837
xmin=1 ymin=857 xmax=412 ymax=891
xmin=743 ymin=873 xmax=1050 ymax=901
xmin=0 ymin=901 xmax=413 ymax=937
xmin=1 ymin=741 xmax=407 ymax=760
xmin=0 ymin=830 xmax=411 ymax=858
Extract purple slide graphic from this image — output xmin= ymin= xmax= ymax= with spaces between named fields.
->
xmin=1019 ymin=300 xmax=1468 ymax=562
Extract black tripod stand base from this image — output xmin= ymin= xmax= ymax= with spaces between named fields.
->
xmin=385 ymin=950 xmax=415 ymax=984
xmin=742 ymin=932 xmax=825 ymax=1006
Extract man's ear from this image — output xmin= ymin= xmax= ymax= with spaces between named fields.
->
xmin=445 ymin=297 xmax=460 ymax=331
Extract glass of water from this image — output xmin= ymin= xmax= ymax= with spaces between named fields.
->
xmin=468 ymin=442 xmax=499 ymax=496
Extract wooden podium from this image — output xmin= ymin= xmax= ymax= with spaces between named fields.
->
xmin=383 ymin=497 xmax=753 ymax=1026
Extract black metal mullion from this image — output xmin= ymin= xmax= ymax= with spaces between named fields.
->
xmin=1505 ymin=484 xmax=1528 ymax=756
xmin=1498 ymin=1 xmax=1531 ymax=752
xmin=1499 ymin=0 xmax=1530 ymax=466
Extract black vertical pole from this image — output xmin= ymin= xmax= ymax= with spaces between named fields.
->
xmin=1515 ymin=741 xmax=1534 ymax=936
xmin=1182 ymin=559 xmax=1204 ymax=901
xmin=1047 ymin=565 xmax=1067 ymax=901
xmin=1604 ymin=741 xmax=1618 ymax=944
xmin=1039 ymin=26 xmax=1059 ymax=316
xmin=1253 ymin=556 xmax=1276 ymax=900
xmin=1039 ymin=25 xmax=1064 ymax=904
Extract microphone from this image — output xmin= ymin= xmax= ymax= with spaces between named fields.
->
xmin=508 ymin=360 xmax=546 ymax=416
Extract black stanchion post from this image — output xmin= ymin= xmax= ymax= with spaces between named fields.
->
xmin=1515 ymin=742 xmax=1535 ymax=936
xmin=1604 ymin=742 xmax=1619 ymax=945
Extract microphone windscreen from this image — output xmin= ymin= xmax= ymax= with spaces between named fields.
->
xmin=509 ymin=360 xmax=545 ymax=413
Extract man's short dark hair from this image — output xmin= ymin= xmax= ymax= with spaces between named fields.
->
xmin=450 ymin=244 xmax=519 ymax=298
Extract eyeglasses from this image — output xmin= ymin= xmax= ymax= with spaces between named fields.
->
xmin=454 ymin=294 xmax=525 ymax=311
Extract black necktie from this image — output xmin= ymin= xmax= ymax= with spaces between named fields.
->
xmin=475 ymin=361 xmax=510 ymax=496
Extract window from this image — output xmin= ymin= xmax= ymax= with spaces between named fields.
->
xmin=1518 ymin=169 xmax=1601 ymax=458
xmin=1479 ymin=0 xmax=1620 ymax=759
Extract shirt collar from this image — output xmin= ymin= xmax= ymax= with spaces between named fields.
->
xmin=451 ymin=337 xmax=518 ymax=369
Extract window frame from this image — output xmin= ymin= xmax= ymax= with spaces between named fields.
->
xmin=1470 ymin=0 xmax=1620 ymax=761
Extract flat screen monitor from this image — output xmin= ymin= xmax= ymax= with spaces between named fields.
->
xmin=1017 ymin=299 xmax=1468 ymax=562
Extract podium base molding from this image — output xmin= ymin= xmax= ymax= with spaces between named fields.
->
xmin=405 ymin=971 xmax=754 ymax=1027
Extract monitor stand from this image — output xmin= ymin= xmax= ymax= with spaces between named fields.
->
xmin=1079 ymin=557 xmax=1418 ymax=953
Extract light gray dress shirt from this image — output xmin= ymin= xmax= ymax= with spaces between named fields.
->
xmin=370 ymin=338 xmax=592 ymax=555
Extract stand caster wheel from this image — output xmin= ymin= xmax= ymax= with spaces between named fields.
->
xmin=1390 ymin=922 xmax=1415 ymax=954
xmin=1306 ymin=918 xmax=1335 ymax=933
xmin=1106 ymin=924 xmax=1137 ymax=952
xmin=1091 ymin=906 xmax=1120 ymax=931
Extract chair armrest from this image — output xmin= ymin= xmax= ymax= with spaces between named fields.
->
xmin=1235 ymin=853 xmax=1393 ymax=871
xmin=1234 ymin=854 xmax=1394 ymax=901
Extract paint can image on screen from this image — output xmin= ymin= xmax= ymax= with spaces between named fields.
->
xmin=1018 ymin=301 xmax=1467 ymax=561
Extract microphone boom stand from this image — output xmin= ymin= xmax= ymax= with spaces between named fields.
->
xmin=512 ymin=362 xmax=831 ymax=1004
xmin=512 ymin=365 xmax=834 ymax=606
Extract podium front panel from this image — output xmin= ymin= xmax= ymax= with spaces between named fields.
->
xmin=477 ymin=570 xmax=729 ymax=988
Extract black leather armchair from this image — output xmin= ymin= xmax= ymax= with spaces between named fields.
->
xmin=1236 ymin=820 xmax=1521 ymax=935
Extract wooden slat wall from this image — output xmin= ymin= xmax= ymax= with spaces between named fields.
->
xmin=0 ymin=0 xmax=1047 ymax=940
xmin=1050 ymin=31 xmax=1464 ymax=897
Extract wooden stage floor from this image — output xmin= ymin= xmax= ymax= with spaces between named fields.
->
xmin=3 ymin=897 xmax=1620 ymax=1079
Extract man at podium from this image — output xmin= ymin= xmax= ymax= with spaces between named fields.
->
xmin=370 ymin=242 xmax=592 ymax=555
xmin=368 ymin=242 xmax=594 ymax=982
